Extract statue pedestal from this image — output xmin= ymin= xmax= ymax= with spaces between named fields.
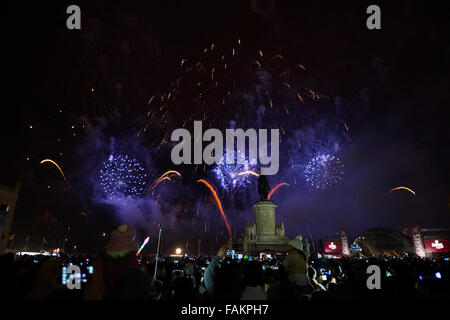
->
xmin=232 ymin=200 xmax=290 ymax=255
xmin=253 ymin=201 xmax=277 ymax=242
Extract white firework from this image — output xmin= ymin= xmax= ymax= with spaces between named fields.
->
xmin=99 ymin=154 xmax=147 ymax=200
xmin=304 ymin=154 xmax=344 ymax=190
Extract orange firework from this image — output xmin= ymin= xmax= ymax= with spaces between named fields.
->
xmin=146 ymin=170 xmax=181 ymax=194
xmin=197 ymin=179 xmax=232 ymax=238
xmin=40 ymin=159 xmax=68 ymax=182
xmin=386 ymin=186 xmax=416 ymax=196
xmin=268 ymin=183 xmax=290 ymax=200
xmin=148 ymin=177 xmax=172 ymax=194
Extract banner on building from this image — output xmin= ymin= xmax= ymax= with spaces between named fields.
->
xmin=411 ymin=225 xmax=426 ymax=257
xmin=324 ymin=240 xmax=341 ymax=254
xmin=424 ymin=238 xmax=450 ymax=253
xmin=339 ymin=228 xmax=350 ymax=257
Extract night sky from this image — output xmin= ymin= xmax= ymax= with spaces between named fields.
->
xmin=1 ymin=0 xmax=449 ymax=255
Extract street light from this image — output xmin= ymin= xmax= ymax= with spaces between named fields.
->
xmin=154 ymin=224 xmax=163 ymax=280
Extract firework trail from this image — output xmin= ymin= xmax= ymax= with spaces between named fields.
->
xmin=385 ymin=186 xmax=416 ymax=196
xmin=40 ymin=159 xmax=93 ymax=220
xmin=268 ymin=182 xmax=289 ymax=200
xmin=146 ymin=170 xmax=181 ymax=195
xmin=136 ymin=236 xmax=150 ymax=256
xmin=197 ymin=179 xmax=232 ymax=238
xmin=142 ymin=39 xmax=333 ymax=153
xmin=238 ymin=170 xmax=260 ymax=177
xmin=40 ymin=159 xmax=70 ymax=184
xmin=150 ymin=176 xmax=171 ymax=189
xmin=41 ymin=159 xmax=68 ymax=181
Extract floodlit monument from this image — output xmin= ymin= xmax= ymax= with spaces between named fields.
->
xmin=229 ymin=175 xmax=309 ymax=256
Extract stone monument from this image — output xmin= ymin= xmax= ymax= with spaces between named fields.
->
xmin=229 ymin=175 xmax=310 ymax=256
xmin=239 ymin=200 xmax=290 ymax=253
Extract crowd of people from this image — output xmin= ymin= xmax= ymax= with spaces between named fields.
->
xmin=0 ymin=224 xmax=449 ymax=300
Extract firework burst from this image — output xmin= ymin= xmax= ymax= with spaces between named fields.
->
xmin=304 ymin=154 xmax=344 ymax=190
xmin=141 ymin=39 xmax=332 ymax=149
xmin=212 ymin=149 xmax=257 ymax=195
xmin=99 ymin=154 xmax=148 ymax=200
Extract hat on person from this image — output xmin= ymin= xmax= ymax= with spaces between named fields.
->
xmin=288 ymin=235 xmax=303 ymax=251
xmin=105 ymin=224 xmax=138 ymax=258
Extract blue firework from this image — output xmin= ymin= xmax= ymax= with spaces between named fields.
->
xmin=212 ymin=149 xmax=257 ymax=194
xmin=100 ymin=154 xmax=147 ymax=200
xmin=304 ymin=154 xmax=344 ymax=190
